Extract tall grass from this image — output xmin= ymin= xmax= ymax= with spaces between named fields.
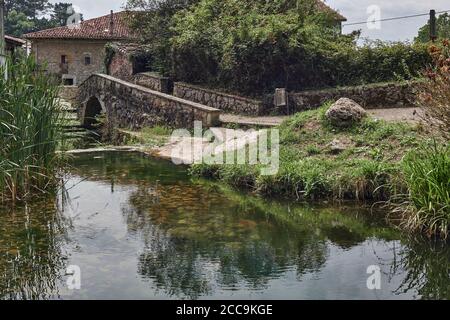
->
xmin=0 ymin=57 xmax=63 ymax=203
xmin=398 ymin=143 xmax=450 ymax=239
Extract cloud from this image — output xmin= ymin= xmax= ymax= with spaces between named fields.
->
xmin=49 ymin=0 xmax=125 ymax=19
xmin=326 ymin=0 xmax=450 ymax=41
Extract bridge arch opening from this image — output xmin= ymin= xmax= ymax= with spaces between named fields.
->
xmin=83 ymin=96 xmax=104 ymax=128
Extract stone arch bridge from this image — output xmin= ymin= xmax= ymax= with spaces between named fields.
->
xmin=77 ymin=74 xmax=221 ymax=129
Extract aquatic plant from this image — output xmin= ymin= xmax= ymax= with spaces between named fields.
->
xmin=0 ymin=56 xmax=63 ymax=203
xmin=395 ymin=143 xmax=450 ymax=239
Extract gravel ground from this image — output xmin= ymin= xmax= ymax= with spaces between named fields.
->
xmin=220 ymin=107 xmax=423 ymax=127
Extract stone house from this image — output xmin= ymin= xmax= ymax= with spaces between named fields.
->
xmin=1 ymin=35 xmax=25 ymax=69
xmin=24 ymin=11 xmax=136 ymax=85
xmin=5 ymin=35 xmax=26 ymax=56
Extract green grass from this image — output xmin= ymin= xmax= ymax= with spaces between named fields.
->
xmin=0 ymin=57 xmax=63 ymax=203
xmin=116 ymin=126 xmax=173 ymax=148
xmin=141 ymin=125 xmax=173 ymax=137
xmin=192 ymin=105 xmax=427 ymax=201
xmin=396 ymin=143 xmax=450 ymax=238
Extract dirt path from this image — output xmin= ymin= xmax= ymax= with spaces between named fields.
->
xmin=220 ymin=107 xmax=422 ymax=127
xmin=367 ymin=107 xmax=422 ymax=123
xmin=220 ymin=114 xmax=289 ymax=127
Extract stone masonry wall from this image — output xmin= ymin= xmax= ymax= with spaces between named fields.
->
xmin=133 ymin=72 xmax=171 ymax=93
xmin=78 ymin=74 xmax=221 ymax=129
xmin=108 ymin=50 xmax=134 ymax=82
xmin=173 ymin=82 xmax=265 ymax=116
xmin=58 ymin=85 xmax=79 ymax=103
xmin=286 ymin=82 xmax=419 ymax=113
xmin=32 ymin=39 xmax=108 ymax=85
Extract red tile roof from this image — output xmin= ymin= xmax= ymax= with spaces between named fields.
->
xmin=24 ymin=11 xmax=136 ymax=40
xmin=5 ymin=35 xmax=26 ymax=45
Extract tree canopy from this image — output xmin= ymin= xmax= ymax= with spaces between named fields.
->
xmin=3 ymin=1 xmax=82 ymax=36
xmin=415 ymin=12 xmax=450 ymax=43
xmin=126 ymin=0 xmax=430 ymax=95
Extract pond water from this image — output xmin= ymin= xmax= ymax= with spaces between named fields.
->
xmin=0 ymin=152 xmax=448 ymax=300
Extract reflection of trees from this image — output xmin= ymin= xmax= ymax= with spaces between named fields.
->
xmin=122 ymin=183 xmax=329 ymax=299
xmin=69 ymin=152 xmax=450 ymax=299
xmin=392 ymin=239 xmax=450 ymax=300
xmin=0 ymin=200 xmax=68 ymax=299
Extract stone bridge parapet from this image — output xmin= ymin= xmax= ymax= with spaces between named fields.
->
xmin=77 ymin=74 xmax=221 ymax=130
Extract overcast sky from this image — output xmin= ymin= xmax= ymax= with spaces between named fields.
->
xmin=51 ymin=0 xmax=450 ymax=42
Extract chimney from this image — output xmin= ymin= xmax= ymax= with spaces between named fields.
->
xmin=110 ymin=10 xmax=114 ymax=36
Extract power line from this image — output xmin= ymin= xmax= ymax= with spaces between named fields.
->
xmin=343 ymin=9 xmax=450 ymax=27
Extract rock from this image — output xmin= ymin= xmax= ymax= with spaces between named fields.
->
xmin=329 ymin=139 xmax=347 ymax=154
xmin=325 ymin=98 xmax=367 ymax=128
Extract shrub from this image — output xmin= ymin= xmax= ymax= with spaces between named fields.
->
xmin=416 ymin=39 xmax=450 ymax=138
xmin=129 ymin=0 xmax=431 ymax=95
xmin=0 ymin=57 xmax=63 ymax=203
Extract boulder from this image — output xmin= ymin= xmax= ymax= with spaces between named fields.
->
xmin=325 ymin=98 xmax=367 ymax=128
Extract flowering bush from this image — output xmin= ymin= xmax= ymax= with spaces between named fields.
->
xmin=417 ymin=40 xmax=450 ymax=138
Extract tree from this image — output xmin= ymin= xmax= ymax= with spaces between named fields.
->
xmin=125 ymin=0 xmax=199 ymax=74
xmin=415 ymin=12 xmax=450 ymax=43
xmin=3 ymin=0 xmax=51 ymax=20
xmin=3 ymin=1 xmax=76 ymax=36
xmin=5 ymin=9 xmax=35 ymax=36
xmin=168 ymin=0 xmax=353 ymax=93
xmin=127 ymin=0 xmax=429 ymax=94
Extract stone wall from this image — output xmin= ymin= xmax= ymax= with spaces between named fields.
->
xmin=173 ymin=82 xmax=265 ymax=116
xmin=287 ymin=82 xmax=418 ymax=113
xmin=31 ymin=39 xmax=108 ymax=85
xmin=78 ymin=74 xmax=221 ymax=129
xmin=108 ymin=49 xmax=134 ymax=81
xmin=134 ymin=72 xmax=171 ymax=93
xmin=58 ymin=85 xmax=79 ymax=103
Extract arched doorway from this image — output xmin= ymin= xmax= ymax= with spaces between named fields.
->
xmin=82 ymin=96 xmax=104 ymax=128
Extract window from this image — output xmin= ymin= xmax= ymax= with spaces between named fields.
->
xmin=63 ymin=78 xmax=74 ymax=86
xmin=84 ymin=54 xmax=91 ymax=66
xmin=62 ymin=75 xmax=76 ymax=86
xmin=61 ymin=55 xmax=67 ymax=64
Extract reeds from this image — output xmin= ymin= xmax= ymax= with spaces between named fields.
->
xmin=398 ymin=143 xmax=450 ymax=239
xmin=0 ymin=56 xmax=63 ymax=203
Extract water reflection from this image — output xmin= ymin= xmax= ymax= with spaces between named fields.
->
xmin=0 ymin=201 xmax=67 ymax=299
xmin=124 ymin=184 xmax=331 ymax=299
xmin=0 ymin=152 xmax=448 ymax=299
xmin=393 ymin=239 xmax=450 ymax=299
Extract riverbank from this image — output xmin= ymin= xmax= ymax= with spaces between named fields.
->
xmin=107 ymin=105 xmax=440 ymax=203
xmin=191 ymin=105 xmax=448 ymax=238
xmin=191 ymin=105 xmax=441 ymax=201
xmin=74 ymin=104 xmax=448 ymax=238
